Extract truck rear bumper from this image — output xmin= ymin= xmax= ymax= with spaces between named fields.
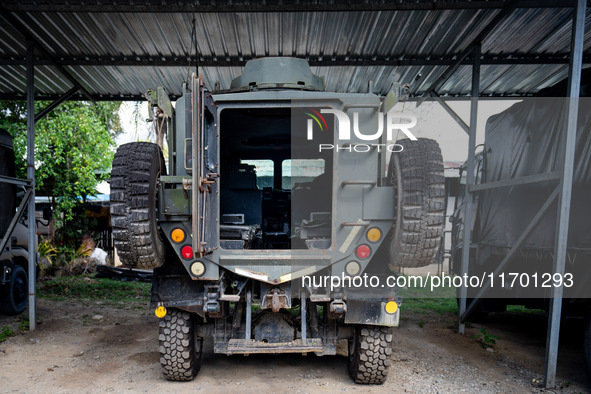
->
xmin=225 ymin=338 xmax=323 ymax=354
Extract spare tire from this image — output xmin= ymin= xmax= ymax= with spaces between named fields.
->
xmin=387 ymin=138 xmax=445 ymax=269
xmin=110 ymin=142 xmax=166 ymax=269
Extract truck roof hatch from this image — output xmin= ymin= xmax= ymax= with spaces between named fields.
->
xmin=229 ymin=57 xmax=324 ymax=92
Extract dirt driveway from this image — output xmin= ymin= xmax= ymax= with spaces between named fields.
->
xmin=1 ymin=297 xmax=590 ymax=393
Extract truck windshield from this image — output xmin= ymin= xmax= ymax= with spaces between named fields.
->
xmin=241 ymin=159 xmax=274 ymax=189
xmin=281 ymin=159 xmax=325 ymax=190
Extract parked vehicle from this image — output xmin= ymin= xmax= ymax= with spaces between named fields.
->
xmin=110 ymin=57 xmax=445 ymax=383
xmin=0 ymin=129 xmax=32 ymax=316
xmin=449 ymin=74 xmax=591 ymax=371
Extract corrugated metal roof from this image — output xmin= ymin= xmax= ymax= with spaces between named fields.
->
xmin=0 ymin=2 xmax=589 ymax=100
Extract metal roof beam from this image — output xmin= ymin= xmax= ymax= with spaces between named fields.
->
xmin=0 ymin=9 xmax=96 ymax=102
xmin=0 ymin=91 xmax=546 ymax=101
xmin=34 ymin=86 xmax=80 ymax=122
xmin=0 ymin=93 xmax=169 ymax=101
xmin=1 ymin=54 xmax=587 ymax=67
xmin=426 ymin=2 xmax=519 ymax=95
xmin=430 ymin=92 xmax=470 ymax=134
xmin=0 ymin=0 xmax=574 ymax=12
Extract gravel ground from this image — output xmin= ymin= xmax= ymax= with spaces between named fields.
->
xmin=0 ymin=298 xmax=589 ymax=393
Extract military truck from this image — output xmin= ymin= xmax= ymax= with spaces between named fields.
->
xmin=110 ymin=57 xmax=445 ymax=384
xmin=0 ymin=129 xmax=31 ymax=316
xmin=450 ymin=72 xmax=591 ymax=314
xmin=449 ymin=73 xmax=591 ymax=373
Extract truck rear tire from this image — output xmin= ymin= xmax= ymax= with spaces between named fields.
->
xmin=110 ymin=142 xmax=166 ymax=269
xmin=0 ymin=264 xmax=28 ymax=316
xmin=388 ymin=138 xmax=445 ymax=269
xmin=159 ymin=309 xmax=202 ymax=381
xmin=348 ymin=326 xmax=393 ymax=384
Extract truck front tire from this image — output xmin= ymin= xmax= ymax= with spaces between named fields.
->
xmin=0 ymin=264 xmax=28 ymax=316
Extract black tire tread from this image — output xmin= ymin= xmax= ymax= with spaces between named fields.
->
xmin=0 ymin=264 xmax=27 ymax=316
xmin=110 ymin=142 xmax=165 ymax=269
xmin=389 ymin=138 xmax=445 ymax=268
xmin=348 ymin=326 xmax=393 ymax=384
xmin=158 ymin=309 xmax=200 ymax=381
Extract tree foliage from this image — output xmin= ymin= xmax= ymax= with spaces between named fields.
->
xmin=0 ymin=100 xmax=121 ymax=220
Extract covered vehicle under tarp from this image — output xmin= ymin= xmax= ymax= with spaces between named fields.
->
xmin=473 ymin=72 xmax=591 ymax=254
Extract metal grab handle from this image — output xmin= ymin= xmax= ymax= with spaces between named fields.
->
xmin=341 ymin=180 xmax=376 ymax=187
xmin=341 ymin=221 xmax=370 ymax=227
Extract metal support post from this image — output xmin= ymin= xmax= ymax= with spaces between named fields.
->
xmin=430 ymin=93 xmax=470 ymax=134
xmin=458 ymin=43 xmax=480 ymax=335
xmin=26 ymin=41 xmax=36 ymax=331
xmin=301 ymin=291 xmax=307 ymax=342
xmin=245 ymin=290 xmax=252 ymax=340
xmin=0 ymin=175 xmax=30 ymax=187
xmin=34 ymin=86 xmax=80 ymax=122
xmin=544 ymin=0 xmax=585 ymax=387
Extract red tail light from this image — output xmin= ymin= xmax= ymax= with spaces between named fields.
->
xmin=181 ymin=245 xmax=193 ymax=259
xmin=356 ymin=245 xmax=371 ymax=259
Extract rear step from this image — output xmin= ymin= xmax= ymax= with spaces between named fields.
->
xmin=226 ymin=338 xmax=323 ymax=354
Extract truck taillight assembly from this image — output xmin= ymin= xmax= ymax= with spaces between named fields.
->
xmin=345 ymin=261 xmax=361 ymax=276
xmin=181 ymin=245 xmax=193 ymax=259
xmin=356 ymin=245 xmax=371 ymax=259
xmin=190 ymin=261 xmax=206 ymax=277
xmin=171 ymin=228 xmax=186 ymax=243
xmin=366 ymin=227 xmax=381 ymax=243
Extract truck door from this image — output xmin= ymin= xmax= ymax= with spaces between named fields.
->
xmin=191 ymin=74 xmax=219 ymax=256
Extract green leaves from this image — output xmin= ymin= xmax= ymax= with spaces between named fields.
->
xmin=0 ymin=100 xmax=120 ymax=220
xmin=0 ymin=325 xmax=14 ymax=342
xmin=473 ymin=328 xmax=499 ymax=349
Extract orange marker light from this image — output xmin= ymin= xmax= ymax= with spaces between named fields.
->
xmin=155 ymin=306 xmax=167 ymax=318
xmin=171 ymin=228 xmax=186 ymax=243
xmin=367 ymin=227 xmax=382 ymax=243
xmin=385 ymin=301 xmax=398 ymax=314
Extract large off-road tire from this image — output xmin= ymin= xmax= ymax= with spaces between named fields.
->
xmin=110 ymin=142 xmax=166 ymax=269
xmin=348 ymin=326 xmax=393 ymax=384
xmin=388 ymin=138 xmax=445 ymax=269
xmin=0 ymin=264 xmax=28 ymax=316
xmin=159 ymin=309 xmax=202 ymax=381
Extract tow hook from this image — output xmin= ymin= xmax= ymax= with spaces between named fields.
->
xmin=263 ymin=289 xmax=289 ymax=313
xmin=204 ymin=291 xmax=221 ymax=318
xmin=329 ymin=299 xmax=347 ymax=318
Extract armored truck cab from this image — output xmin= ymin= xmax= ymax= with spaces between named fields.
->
xmin=110 ymin=57 xmax=445 ymax=384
